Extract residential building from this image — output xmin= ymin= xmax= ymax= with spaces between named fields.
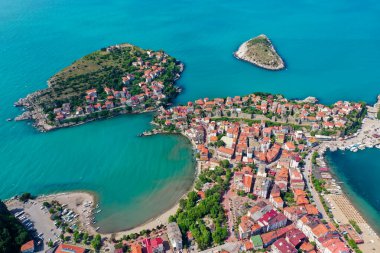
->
xmin=55 ymin=244 xmax=86 ymax=253
xmin=271 ymin=238 xmax=297 ymax=253
xmin=167 ymin=222 xmax=183 ymax=251
xmin=20 ymin=240 xmax=34 ymax=253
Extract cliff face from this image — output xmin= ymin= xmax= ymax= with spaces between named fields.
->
xmin=234 ymin=34 xmax=285 ymax=70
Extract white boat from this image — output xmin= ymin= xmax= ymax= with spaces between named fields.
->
xmin=352 ymin=148 xmax=358 ymax=152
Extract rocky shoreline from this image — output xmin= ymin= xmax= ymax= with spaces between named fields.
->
xmin=13 ymin=43 xmax=184 ymax=132
xmin=234 ymin=34 xmax=285 ymax=70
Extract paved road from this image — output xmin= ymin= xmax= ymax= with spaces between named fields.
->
xmin=302 ymin=152 xmax=328 ymax=220
xmin=198 ymin=242 xmax=241 ymax=253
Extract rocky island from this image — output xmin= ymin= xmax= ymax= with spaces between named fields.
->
xmin=234 ymin=34 xmax=285 ymax=70
xmin=15 ymin=43 xmax=184 ymax=131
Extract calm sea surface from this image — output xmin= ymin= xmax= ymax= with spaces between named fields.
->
xmin=326 ymin=149 xmax=380 ymax=233
xmin=0 ymin=0 xmax=379 ymax=232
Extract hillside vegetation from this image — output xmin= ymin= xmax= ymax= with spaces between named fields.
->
xmin=33 ymin=44 xmax=180 ymax=114
xmin=235 ymin=34 xmax=285 ymax=70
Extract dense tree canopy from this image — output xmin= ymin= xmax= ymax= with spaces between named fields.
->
xmin=0 ymin=200 xmax=30 ymax=253
xmin=169 ymin=167 xmax=231 ymax=250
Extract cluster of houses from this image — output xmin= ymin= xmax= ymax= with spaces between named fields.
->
xmin=157 ymin=92 xmax=363 ymax=138
xmin=20 ymin=222 xmax=183 ymax=253
xmin=120 ymin=222 xmax=183 ymax=253
xmin=235 ymin=164 xmax=350 ymax=253
xmin=151 ymin=93 xmax=361 ymax=252
xmin=232 ymin=151 xmax=351 ymax=253
xmin=155 ymin=94 xmax=364 ymax=167
xmin=53 ymin=50 xmax=175 ymax=122
xmin=20 ymin=242 xmax=87 ymax=253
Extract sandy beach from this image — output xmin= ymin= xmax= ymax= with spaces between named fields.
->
xmin=5 ymin=156 xmax=204 ymax=243
xmin=315 ymin=104 xmax=380 ymax=252
xmin=325 ymin=194 xmax=380 ymax=252
xmin=111 ymin=158 xmax=204 ymax=239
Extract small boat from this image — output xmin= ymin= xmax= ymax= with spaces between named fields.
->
xmin=96 ymin=227 xmax=100 ymax=231
xmin=96 ymin=209 xmax=102 ymax=214
xmin=6 ymin=118 xmax=12 ymax=122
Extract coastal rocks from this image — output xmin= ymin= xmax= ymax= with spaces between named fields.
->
xmin=297 ymin=96 xmax=318 ymax=104
xmin=14 ymin=111 xmax=32 ymax=121
xmin=234 ymin=34 xmax=285 ymax=70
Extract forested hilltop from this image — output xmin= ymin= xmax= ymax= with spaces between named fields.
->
xmin=15 ymin=43 xmax=183 ymax=131
xmin=0 ymin=200 xmax=30 ymax=253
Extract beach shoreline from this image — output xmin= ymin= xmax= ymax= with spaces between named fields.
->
xmin=312 ymin=108 xmax=380 ymax=251
xmin=5 ymin=135 xmax=203 ymax=240
xmin=324 ymin=150 xmax=380 ymax=234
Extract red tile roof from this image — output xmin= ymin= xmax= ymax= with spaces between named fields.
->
xmin=55 ymin=244 xmax=86 ymax=253
xmin=20 ymin=240 xmax=34 ymax=252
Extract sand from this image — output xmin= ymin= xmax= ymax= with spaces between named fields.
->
xmin=5 ymin=159 xmax=204 ymax=242
xmin=325 ymin=194 xmax=380 ymax=252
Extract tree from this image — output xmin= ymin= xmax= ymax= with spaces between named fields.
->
xmin=47 ymin=240 xmax=54 ymax=248
xmin=212 ymin=225 xmax=228 ymax=245
xmin=0 ymin=200 xmax=30 ymax=253
xmin=311 ymin=151 xmax=319 ymax=165
xmin=19 ymin=193 xmax=32 ymax=202
xmin=219 ymin=160 xmax=230 ymax=169
xmin=73 ymin=230 xmax=80 ymax=243
xmin=91 ymin=234 xmax=102 ymax=251
xmin=83 ymin=232 xmax=89 ymax=244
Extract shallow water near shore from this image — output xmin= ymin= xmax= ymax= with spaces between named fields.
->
xmin=1 ymin=0 xmax=380 ymax=232
xmin=325 ymin=149 xmax=380 ymax=234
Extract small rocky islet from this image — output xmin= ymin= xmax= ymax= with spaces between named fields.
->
xmin=234 ymin=34 xmax=285 ymax=70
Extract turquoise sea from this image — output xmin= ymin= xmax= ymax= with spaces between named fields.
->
xmin=326 ymin=149 xmax=380 ymax=233
xmin=1 ymin=0 xmax=380 ymax=232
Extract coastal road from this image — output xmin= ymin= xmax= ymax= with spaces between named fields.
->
xmin=302 ymin=152 xmax=328 ymax=220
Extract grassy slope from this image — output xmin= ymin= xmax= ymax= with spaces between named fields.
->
xmin=245 ymin=35 xmax=283 ymax=68
xmin=32 ymin=44 xmax=179 ymax=114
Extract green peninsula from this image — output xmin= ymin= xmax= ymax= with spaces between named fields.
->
xmin=234 ymin=34 xmax=285 ymax=70
xmin=15 ymin=43 xmax=183 ymax=131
